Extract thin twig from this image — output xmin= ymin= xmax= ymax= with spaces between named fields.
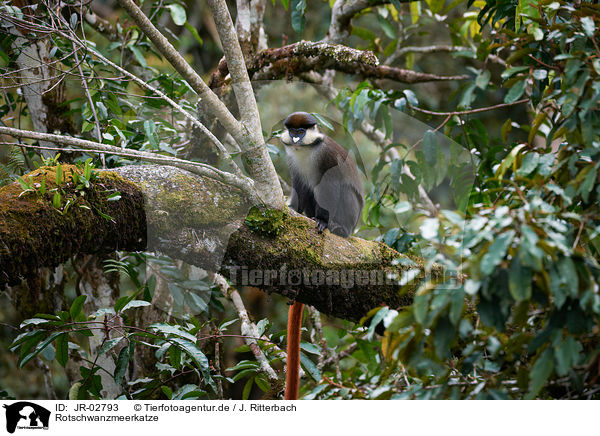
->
xmin=409 ymin=99 xmax=529 ymax=116
xmin=212 ymin=274 xmax=279 ymax=382
xmin=72 ymin=41 xmax=105 ymax=168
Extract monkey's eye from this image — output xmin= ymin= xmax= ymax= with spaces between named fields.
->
xmin=290 ymin=128 xmax=305 ymax=137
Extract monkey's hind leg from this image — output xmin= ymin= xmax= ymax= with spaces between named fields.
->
xmin=285 ymin=301 xmax=304 ymax=400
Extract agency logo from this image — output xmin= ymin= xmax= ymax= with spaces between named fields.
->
xmin=3 ymin=402 xmax=50 ymax=433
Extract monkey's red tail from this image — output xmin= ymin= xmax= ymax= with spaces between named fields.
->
xmin=284 ymin=301 xmax=304 ymax=400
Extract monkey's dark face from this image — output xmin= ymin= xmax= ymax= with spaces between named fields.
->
xmin=287 ymin=127 xmax=307 ymax=143
xmin=282 ymin=112 xmax=323 ymax=147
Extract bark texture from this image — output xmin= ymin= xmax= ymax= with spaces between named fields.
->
xmin=0 ymin=165 xmax=436 ymax=322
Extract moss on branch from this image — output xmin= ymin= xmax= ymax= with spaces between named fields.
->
xmin=0 ymin=165 xmax=438 ymax=322
xmin=0 ymin=165 xmax=146 ymax=288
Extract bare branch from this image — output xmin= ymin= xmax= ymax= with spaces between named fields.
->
xmin=206 ymin=0 xmax=285 ymax=208
xmin=409 ymin=98 xmax=529 ymax=116
xmin=0 ymin=126 xmax=258 ymax=201
xmin=115 ymin=0 xmax=244 ymax=144
xmin=207 ymin=0 xmax=262 ymax=138
xmin=58 ymin=30 xmax=244 ymax=178
xmin=328 ymin=0 xmax=390 ymax=44
xmin=235 ymin=0 xmax=253 ymax=55
xmin=386 ymin=44 xmax=507 ymax=67
xmin=214 ymin=275 xmax=279 ymax=382
xmin=245 ymin=41 xmax=468 ymax=84
xmin=71 ymin=41 xmax=104 ymax=167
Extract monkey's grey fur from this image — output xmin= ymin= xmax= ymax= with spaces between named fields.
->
xmin=281 ymin=112 xmax=364 ymax=237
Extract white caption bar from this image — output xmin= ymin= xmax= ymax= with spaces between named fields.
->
xmin=0 ymin=400 xmax=594 ymax=435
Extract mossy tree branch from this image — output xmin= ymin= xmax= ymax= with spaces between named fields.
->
xmin=0 ymin=165 xmax=438 ymax=323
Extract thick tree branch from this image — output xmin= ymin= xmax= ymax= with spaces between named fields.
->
xmin=0 ymin=165 xmax=437 ymax=323
xmin=210 ymin=41 xmax=468 ymax=87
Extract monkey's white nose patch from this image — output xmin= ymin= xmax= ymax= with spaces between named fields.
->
xmin=293 ymin=137 xmax=300 ymax=143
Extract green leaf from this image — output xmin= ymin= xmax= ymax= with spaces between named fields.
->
xmin=526 ymin=348 xmax=553 ymax=399
xmin=107 ymin=192 xmax=121 ymax=201
xmin=299 ymin=352 xmax=321 ymax=381
xmin=161 ymin=386 xmax=173 ymax=399
xmin=254 ymin=375 xmax=270 ymax=393
xmin=311 ymin=113 xmax=334 ymax=131
xmin=17 ymin=177 xmax=32 ymax=191
xmin=169 ymin=345 xmax=182 ymax=370
xmin=150 ymin=323 xmax=197 ymax=342
xmin=532 ymin=69 xmax=547 ymax=80
xmin=377 ymin=15 xmax=396 ymax=39
xmin=121 ymin=300 xmax=151 ymax=312
xmin=367 ymin=306 xmax=389 ymax=340
xmin=517 ymin=152 xmax=539 ymax=176
xmin=19 ymin=332 xmax=64 ymax=367
xmin=449 ymin=286 xmax=465 ymax=325
xmin=169 ymin=337 xmax=214 ymax=390
xmin=433 ymin=316 xmax=455 ymax=359
xmin=232 ymin=368 xmax=258 ymax=382
xmin=96 ymin=101 xmax=108 ymax=120
xmin=504 ymin=79 xmax=527 ymax=103
xmin=508 ymin=256 xmax=532 ymax=301
xmin=389 ymin=0 xmax=403 ymax=13
xmin=501 ymin=66 xmax=529 ymax=79
xmin=70 ymin=295 xmax=87 ymax=319
xmin=242 ymin=378 xmax=253 ymax=400
xmin=56 ymin=164 xmax=63 ymax=185
xmin=170 ymin=338 xmax=208 ymax=372
xmin=579 ymin=163 xmax=599 ymax=202
xmin=98 ymin=337 xmax=122 ymax=355
xmin=409 ymin=0 xmax=420 ymax=23
xmin=422 ymin=130 xmax=437 ymax=165
xmin=114 ymin=345 xmax=129 ymax=385
xmin=10 ymin=330 xmax=45 ymax=350
xmin=558 ymin=257 xmax=578 ymax=298
xmin=300 ymin=342 xmax=321 ymax=355
xmin=184 ymin=22 xmax=203 ymax=45
xmin=55 ymin=333 xmax=69 ymax=367
xmin=129 ymin=46 xmax=147 ymax=68
xmin=69 ymin=382 xmax=82 ymax=400
xmin=351 ymin=26 xmax=376 ymax=42
xmin=581 ymin=16 xmax=596 ymax=38
xmin=19 ymin=318 xmax=56 ymax=328
xmin=114 ymin=296 xmax=130 ymax=313
xmin=167 ymin=4 xmax=187 ymax=26
xmin=475 ymin=70 xmax=491 ymax=89
xmin=554 ymin=336 xmax=581 ymax=376
xmin=480 ymin=230 xmax=515 ymax=275
xmin=144 ymin=119 xmax=158 ymax=148
xmin=291 ymin=0 xmax=306 ymax=34
xmin=53 ymin=192 xmax=61 ymax=209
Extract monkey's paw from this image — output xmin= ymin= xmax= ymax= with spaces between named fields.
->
xmin=314 ymin=218 xmax=328 ymax=233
